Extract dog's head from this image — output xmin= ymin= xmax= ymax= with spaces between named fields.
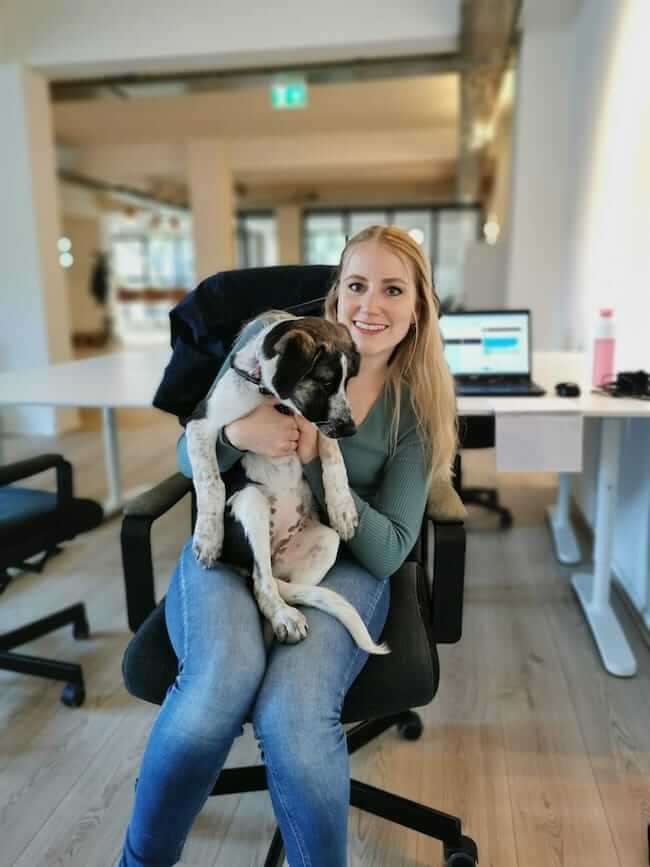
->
xmin=260 ymin=317 xmax=360 ymax=439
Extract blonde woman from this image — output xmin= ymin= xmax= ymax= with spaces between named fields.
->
xmin=119 ymin=226 xmax=458 ymax=867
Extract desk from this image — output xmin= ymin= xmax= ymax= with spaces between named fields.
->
xmin=0 ymin=349 xmax=171 ymax=516
xmin=458 ymin=352 xmax=650 ymax=678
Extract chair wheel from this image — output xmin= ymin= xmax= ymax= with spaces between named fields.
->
xmin=60 ymin=683 xmax=85 ymax=708
xmin=397 ymin=711 xmax=423 ymax=741
xmin=443 ymin=835 xmax=478 ymax=866
xmin=73 ymin=617 xmax=90 ymax=640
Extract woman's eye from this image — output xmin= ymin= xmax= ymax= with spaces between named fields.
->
xmin=386 ymin=286 xmax=403 ymax=296
xmin=348 ymin=282 xmax=362 ymax=292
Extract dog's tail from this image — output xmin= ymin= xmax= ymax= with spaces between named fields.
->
xmin=276 ymin=579 xmax=390 ymax=655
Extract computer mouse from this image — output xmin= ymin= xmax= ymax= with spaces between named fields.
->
xmin=555 ymin=381 xmax=581 ymax=397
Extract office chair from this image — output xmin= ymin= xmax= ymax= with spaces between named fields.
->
xmin=0 ymin=453 xmax=103 ymax=706
xmin=454 ymin=416 xmax=512 ymax=529
xmin=120 ymin=266 xmax=478 ymax=866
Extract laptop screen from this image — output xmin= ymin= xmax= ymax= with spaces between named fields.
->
xmin=439 ymin=310 xmax=531 ymax=376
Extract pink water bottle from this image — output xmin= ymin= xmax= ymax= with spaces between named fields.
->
xmin=592 ymin=308 xmax=616 ymax=387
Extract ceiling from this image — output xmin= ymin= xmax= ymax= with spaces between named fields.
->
xmin=53 ymin=0 xmax=519 ymax=209
xmin=53 ymin=74 xmax=458 ymax=145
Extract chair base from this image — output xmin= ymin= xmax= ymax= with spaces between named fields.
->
xmin=1 ymin=545 xmax=64 ymax=593
xmin=461 ymin=486 xmax=512 ymax=529
xmin=0 ymin=602 xmax=89 ymax=707
xmin=210 ymin=711 xmax=478 ymax=867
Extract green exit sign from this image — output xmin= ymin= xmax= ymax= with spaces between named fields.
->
xmin=270 ymin=79 xmax=308 ymax=110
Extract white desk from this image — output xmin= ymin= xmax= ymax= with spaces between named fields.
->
xmin=0 ymin=349 xmax=171 ymax=516
xmin=459 ymin=352 xmax=650 ymax=678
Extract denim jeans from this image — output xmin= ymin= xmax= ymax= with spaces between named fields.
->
xmin=119 ymin=537 xmax=390 ymax=867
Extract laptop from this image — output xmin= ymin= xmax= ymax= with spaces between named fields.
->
xmin=439 ymin=309 xmax=546 ymax=397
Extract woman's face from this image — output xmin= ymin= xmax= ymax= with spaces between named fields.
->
xmin=336 ymin=241 xmax=418 ymax=367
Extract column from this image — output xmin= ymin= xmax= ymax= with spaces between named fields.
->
xmin=0 ymin=63 xmax=77 ymax=435
xmin=187 ymin=139 xmax=235 ymax=282
xmin=276 ymin=204 xmax=302 ymax=265
xmin=505 ymin=12 xmax=573 ymax=349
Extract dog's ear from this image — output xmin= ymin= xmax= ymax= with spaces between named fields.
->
xmin=269 ymin=328 xmax=323 ymax=399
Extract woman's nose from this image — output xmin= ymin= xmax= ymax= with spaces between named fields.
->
xmin=358 ymin=289 xmax=381 ymax=312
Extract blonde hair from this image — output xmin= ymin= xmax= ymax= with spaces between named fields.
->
xmin=323 ymin=225 xmax=458 ymax=486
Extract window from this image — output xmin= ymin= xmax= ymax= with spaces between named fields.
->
xmin=303 ymin=213 xmax=346 ymax=265
xmin=108 ymin=211 xmax=195 ymax=290
xmin=237 ymin=212 xmax=278 ymax=268
xmin=302 ymin=205 xmax=481 ymax=307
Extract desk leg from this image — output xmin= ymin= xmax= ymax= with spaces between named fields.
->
xmin=546 ymin=472 xmax=581 ymax=565
xmin=101 ymin=407 xmax=123 ymax=518
xmin=571 ymin=417 xmax=636 ymax=677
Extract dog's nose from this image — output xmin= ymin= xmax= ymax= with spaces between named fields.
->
xmin=334 ymin=419 xmax=357 ymax=438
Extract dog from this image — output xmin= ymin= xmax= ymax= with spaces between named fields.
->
xmin=185 ymin=311 xmax=389 ymax=655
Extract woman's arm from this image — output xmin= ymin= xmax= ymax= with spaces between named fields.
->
xmin=302 ymin=430 xmax=428 ymax=578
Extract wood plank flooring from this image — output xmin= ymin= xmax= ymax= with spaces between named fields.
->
xmin=1 ymin=409 xmax=648 ymax=866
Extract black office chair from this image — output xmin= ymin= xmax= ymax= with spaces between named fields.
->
xmin=120 ymin=266 xmax=478 ymax=866
xmin=0 ymin=454 xmax=103 ymax=706
xmin=454 ymin=416 xmax=512 ymax=529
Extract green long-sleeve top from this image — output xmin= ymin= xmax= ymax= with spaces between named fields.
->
xmin=176 ymin=319 xmax=428 ymax=578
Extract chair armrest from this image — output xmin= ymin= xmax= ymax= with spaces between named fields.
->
xmin=0 ymin=453 xmax=73 ymax=504
xmin=124 ymin=473 xmax=193 ymax=520
xmin=426 ymin=518 xmax=466 ymax=644
xmin=121 ymin=473 xmax=193 ymax=632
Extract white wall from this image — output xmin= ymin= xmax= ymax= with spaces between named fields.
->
xmin=564 ymin=0 xmax=650 ymax=370
xmin=0 ymin=1 xmax=459 ymax=77
xmin=509 ymin=0 xmax=650 ymax=369
xmin=463 ymin=242 xmax=508 ymax=309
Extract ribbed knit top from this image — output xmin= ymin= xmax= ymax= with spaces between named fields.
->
xmin=176 ymin=319 xmax=428 ymax=578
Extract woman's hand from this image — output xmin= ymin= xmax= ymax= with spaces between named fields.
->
xmin=294 ymin=414 xmax=319 ymax=465
xmin=225 ymin=398 xmax=299 ymax=458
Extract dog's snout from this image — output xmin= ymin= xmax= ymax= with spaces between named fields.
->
xmin=333 ymin=419 xmax=357 ymax=438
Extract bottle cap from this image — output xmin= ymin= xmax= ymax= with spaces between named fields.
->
xmin=599 ymin=308 xmax=614 ymax=317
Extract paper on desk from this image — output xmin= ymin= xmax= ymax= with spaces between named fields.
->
xmin=494 ymin=408 xmax=583 ymax=472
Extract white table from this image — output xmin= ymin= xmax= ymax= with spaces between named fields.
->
xmin=459 ymin=352 xmax=650 ymax=678
xmin=0 ymin=349 xmax=171 ymax=517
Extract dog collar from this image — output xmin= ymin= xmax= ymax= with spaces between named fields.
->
xmin=230 ymin=356 xmax=273 ymax=396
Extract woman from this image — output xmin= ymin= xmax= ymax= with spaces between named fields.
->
xmin=119 ymin=225 xmax=457 ymax=867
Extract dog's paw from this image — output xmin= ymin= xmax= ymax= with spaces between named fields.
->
xmin=328 ymin=494 xmax=359 ymax=541
xmin=192 ymin=515 xmax=223 ymax=568
xmin=271 ymin=605 xmax=309 ymax=644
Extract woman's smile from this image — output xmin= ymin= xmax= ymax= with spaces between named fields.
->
xmin=352 ymin=320 xmax=389 ymax=335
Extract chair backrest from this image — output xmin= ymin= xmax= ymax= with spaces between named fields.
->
xmin=154 ymin=265 xmax=336 ymax=424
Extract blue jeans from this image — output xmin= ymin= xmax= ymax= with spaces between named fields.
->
xmin=119 ymin=538 xmax=390 ymax=867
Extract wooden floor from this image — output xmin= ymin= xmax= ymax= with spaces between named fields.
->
xmin=1 ymin=408 xmax=649 ymax=867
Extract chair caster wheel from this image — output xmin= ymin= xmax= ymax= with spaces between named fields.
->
xmin=397 ymin=711 xmax=423 ymax=741
xmin=73 ymin=617 xmax=90 ymax=640
xmin=443 ymin=835 xmax=478 ymax=866
xmin=60 ymin=683 xmax=85 ymax=708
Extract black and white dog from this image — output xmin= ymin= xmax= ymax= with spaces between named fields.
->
xmin=185 ymin=312 xmax=389 ymax=655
